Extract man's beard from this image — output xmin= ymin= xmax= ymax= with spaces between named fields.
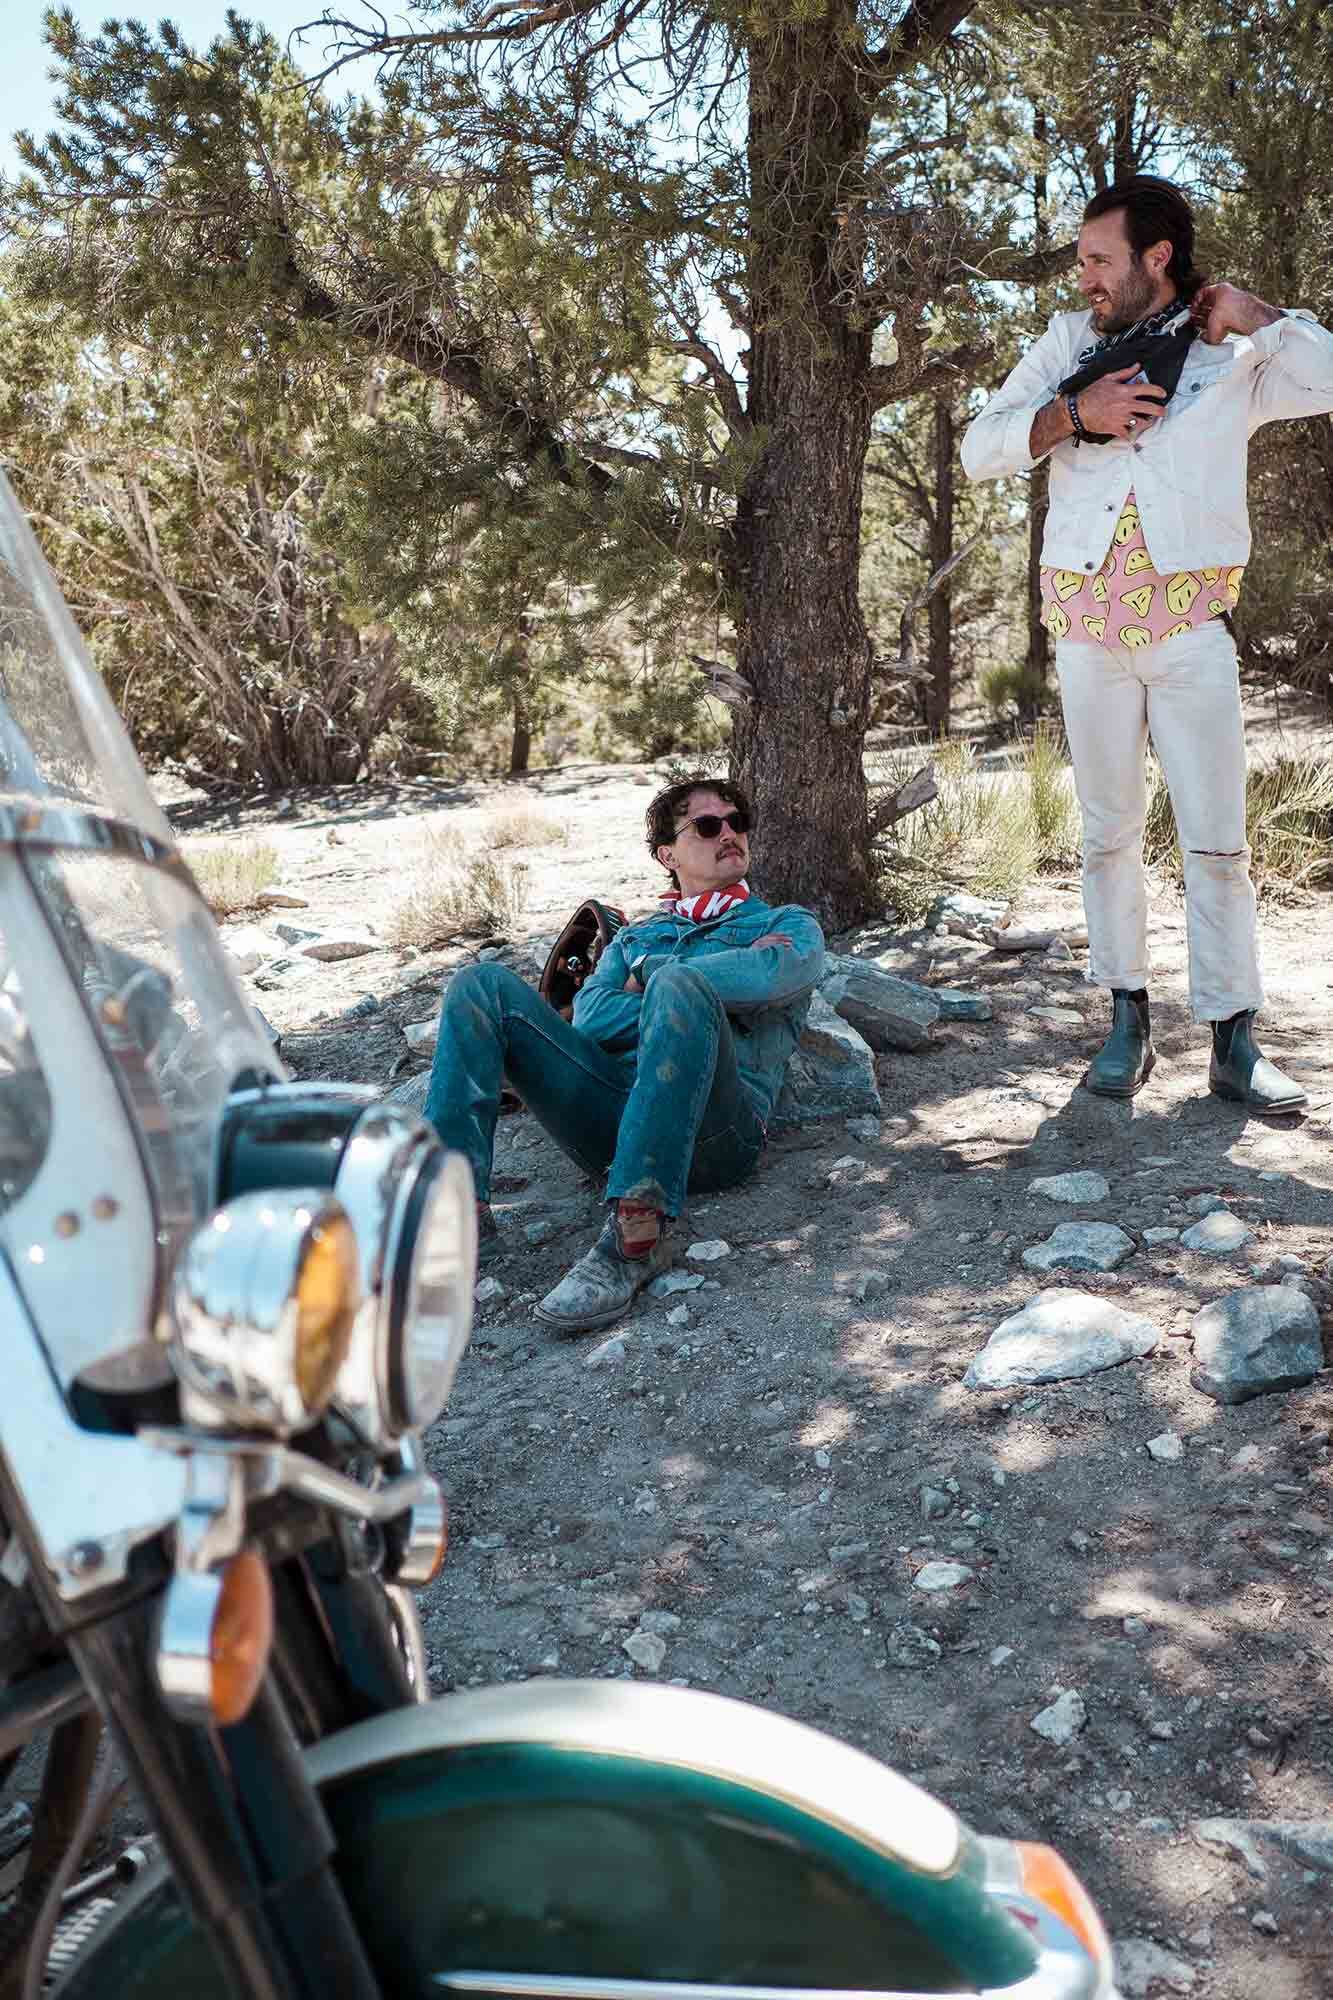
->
xmin=1090 ymin=257 xmax=1161 ymax=334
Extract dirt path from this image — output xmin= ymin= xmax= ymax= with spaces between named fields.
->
xmin=178 ymin=758 xmax=1333 ymax=1999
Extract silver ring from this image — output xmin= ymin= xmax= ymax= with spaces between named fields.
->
xmin=1127 ymin=418 xmax=1138 ymax=432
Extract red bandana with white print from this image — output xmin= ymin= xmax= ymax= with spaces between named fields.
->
xmin=660 ymin=880 xmax=751 ymax=924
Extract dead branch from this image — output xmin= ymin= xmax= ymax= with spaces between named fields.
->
xmin=689 ymin=654 xmax=754 ymax=706
xmin=869 ymin=760 xmax=940 ymax=836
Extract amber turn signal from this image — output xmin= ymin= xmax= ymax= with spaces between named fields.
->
xmin=1015 ymin=1841 xmax=1111 ymax=1967
xmin=210 ymin=1550 xmax=274 ymax=1725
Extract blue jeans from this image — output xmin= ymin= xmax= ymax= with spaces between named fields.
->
xmin=422 ymin=962 xmax=765 ymax=1215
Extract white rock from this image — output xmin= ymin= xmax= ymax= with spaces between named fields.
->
xmin=1025 ymin=1006 xmax=1083 ymax=1026
xmin=222 ymin=924 xmax=274 ymax=975
xmin=686 ymin=1239 xmax=731 ymax=1262
xmin=1022 ymin=1224 xmax=1136 ymax=1275
xmin=622 ymin=1630 xmax=667 ymax=1673
xmin=274 ymin=921 xmax=321 ymax=946
xmin=403 ymin=1017 xmax=440 ymax=1052
xmin=913 ymin=1561 xmax=974 ymax=1592
xmin=1030 ymin=1689 xmax=1087 ymax=1746
xmin=965 ymin=1288 xmax=1159 ymax=1390
xmin=647 ymin=1270 xmax=705 ymax=1297
xmin=1114 ymin=1937 xmax=1197 ymax=1995
xmin=1143 ymin=1227 xmax=1180 ymax=1245
xmin=632 ymin=1488 xmax=658 ymax=1515
xmin=1231 ymin=1443 xmax=1262 ymax=1469
xmin=1185 ymin=1192 xmax=1227 ymax=1216
xmin=1145 ymin=1430 xmax=1185 ymax=1463
xmin=475 ymin=1276 xmax=506 ymax=1305
xmin=666 ymin=1305 xmax=691 ymax=1327
xmin=990 ymin=1645 xmax=1015 ymax=1667
xmin=584 ymin=1334 xmax=628 ymax=1369
xmin=640 ymin=1610 xmax=682 ymax=1634
xmin=1028 ymin=1171 xmax=1111 ymax=1204
xmin=830 ymin=1155 xmax=863 ymax=1172
xmin=1181 ymin=1211 xmax=1254 ymax=1256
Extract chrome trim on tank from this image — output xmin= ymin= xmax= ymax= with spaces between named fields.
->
xmin=436 ymin=1956 xmax=1115 ymax=2000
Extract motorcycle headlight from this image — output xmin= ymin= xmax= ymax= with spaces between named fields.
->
xmin=332 ymin=1105 xmax=476 ymax=1444
xmin=169 ymin=1190 xmax=360 ymax=1433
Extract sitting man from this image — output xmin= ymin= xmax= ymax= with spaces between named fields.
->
xmin=422 ymin=774 xmax=825 ymax=1334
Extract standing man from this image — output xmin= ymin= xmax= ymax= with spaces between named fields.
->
xmin=422 ymin=775 xmax=824 ymax=1333
xmin=962 ymin=175 xmax=1333 ymax=1111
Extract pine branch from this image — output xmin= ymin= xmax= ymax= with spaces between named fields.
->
xmin=865 ymin=0 xmax=979 ymax=78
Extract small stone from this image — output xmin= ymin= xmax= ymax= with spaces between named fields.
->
xmin=686 ymin=1239 xmax=731 ymax=1262
xmin=813 ymin=1447 xmax=831 ymax=1470
xmin=666 ymin=1305 xmax=691 ymax=1327
xmin=1068 ymin=1529 xmax=1092 ymax=1554
xmin=640 ymin=1609 xmax=682 ymax=1634
xmin=1231 ymin=1444 xmax=1262 ymax=1469
xmin=854 ymin=1270 xmax=888 ymax=1303
xmin=633 ymin=1488 xmax=658 ymax=1515
xmin=1251 ymin=1911 xmax=1279 ymax=1936
xmin=1150 ymin=1721 xmax=1174 ymax=1741
xmin=222 ymin=923 xmax=274 ymax=975
xmin=935 ymin=989 xmax=993 ymax=1022
xmin=1114 ymin=1938 xmax=1197 ymax=1996
xmin=1181 ymin=1211 xmax=1254 ymax=1256
xmin=990 ymin=1644 xmax=1015 ymax=1667
xmin=1138 ymin=1816 xmax=1174 ymax=1834
xmin=584 ymin=1333 xmax=628 ymax=1369
xmin=301 ymin=932 xmax=379 ymax=962
xmin=829 ymin=1539 xmax=871 ymax=1563
xmin=403 ymin=1017 xmax=440 ymax=1052
xmin=1123 ymin=1616 xmax=1149 ymax=1638
xmin=647 ymin=1270 xmax=706 ymax=1298
xmin=965 ymin=1287 xmax=1158 ymax=1389
xmin=846 ymin=1592 xmax=870 ymax=1622
xmin=920 ymin=1486 xmax=951 ymax=1520
xmin=1190 ymin=1286 xmax=1322 ymax=1405
xmin=470 ymin=1533 xmax=507 ymax=1551
xmin=1030 ymin=1689 xmax=1087 ymax=1746
xmin=1043 ymin=937 xmax=1074 ymax=963
xmin=475 ymin=1276 xmax=507 ymax=1305
xmin=1185 ymin=1192 xmax=1227 ymax=1216
xmin=1143 ymin=1227 xmax=1180 ymax=1245
xmin=882 ymin=1620 xmax=943 ymax=1667
xmin=1028 ymin=1171 xmax=1111 ymax=1203
xmin=1022 ymin=1225 xmax=1135 ymax=1275
xmin=1192 ymin=1817 xmax=1333 ymax=1880
xmin=844 ymin=1114 xmax=881 ymax=1143
xmin=913 ymin=1560 xmax=974 ymax=1592
xmin=622 ymin=1630 xmax=667 ymax=1673
xmin=1146 ymin=1431 xmax=1185 ymax=1463
xmin=1025 ymin=1005 xmax=1083 ymax=1026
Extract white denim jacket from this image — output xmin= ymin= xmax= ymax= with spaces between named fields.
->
xmin=960 ymin=306 xmax=1333 ymax=573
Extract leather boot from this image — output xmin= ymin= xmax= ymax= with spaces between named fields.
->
xmin=1209 ymin=1011 xmax=1308 ymax=1114
xmin=534 ymin=1207 xmax=672 ymax=1335
xmin=477 ymin=1200 xmax=500 ymax=1266
xmin=1085 ymin=989 xmax=1155 ymax=1098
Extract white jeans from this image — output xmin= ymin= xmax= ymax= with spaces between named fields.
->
xmin=1055 ymin=620 xmax=1262 ymax=1023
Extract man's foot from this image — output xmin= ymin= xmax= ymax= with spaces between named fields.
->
xmin=1085 ymin=989 xmax=1155 ymax=1098
xmin=533 ymin=1205 xmax=672 ymax=1335
xmin=1209 ymin=1012 xmax=1307 ymax=1114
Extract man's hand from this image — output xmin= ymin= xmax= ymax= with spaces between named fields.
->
xmin=1190 ymin=282 xmax=1282 ymax=344
xmin=749 ymin=932 xmax=793 ymax=951
xmin=623 ymin=974 xmax=643 ymax=994
xmin=1076 ymin=365 xmax=1168 ymax=440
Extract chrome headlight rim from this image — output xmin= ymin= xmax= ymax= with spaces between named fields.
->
xmin=331 ymin=1104 xmax=475 ymax=1446
xmin=168 ymin=1188 xmax=360 ymax=1435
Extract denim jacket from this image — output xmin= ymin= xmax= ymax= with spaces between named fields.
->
xmin=961 ymin=307 xmax=1333 ymax=572
xmin=572 ymin=894 xmax=825 ymax=1123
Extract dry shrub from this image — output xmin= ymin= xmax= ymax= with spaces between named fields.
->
xmin=483 ymin=803 xmax=569 ymax=850
xmin=185 ymin=839 xmax=279 ymax=918
xmin=388 ymin=821 xmax=529 ymax=947
xmin=871 ymin=729 xmax=1081 ymax=917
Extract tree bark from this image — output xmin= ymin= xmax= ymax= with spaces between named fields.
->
xmin=729 ymin=23 xmax=878 ymax=929
xmin=926 ymin=394 xmax=954 ymax=733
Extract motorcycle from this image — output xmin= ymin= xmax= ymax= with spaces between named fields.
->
xmin=0 ymin=466 xmax=1119 ymax=2000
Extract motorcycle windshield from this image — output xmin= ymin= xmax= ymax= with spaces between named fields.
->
xmin=0 ymin=468 xmax=280 ymax=1238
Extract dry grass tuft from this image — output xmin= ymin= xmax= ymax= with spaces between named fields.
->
xmin=387 ymin=821 xmax=530 ymax=947
xmin=483 ymin=803 xmax=569 ymax=850
xmin=185 ymin=839 xmax=279 ymax=918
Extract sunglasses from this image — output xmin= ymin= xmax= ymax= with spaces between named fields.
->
xmin=673 ymin=808 xmax=751 ymax=840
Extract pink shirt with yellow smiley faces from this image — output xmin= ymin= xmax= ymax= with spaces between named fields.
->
xmin=1040 ymin=493 xmax=1243 ymax=653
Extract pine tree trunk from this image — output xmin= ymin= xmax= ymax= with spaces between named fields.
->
xmin=509 ymin=686 xmax=532 ymax=777
xmin=926 ymin=395 xmax=954 ymax=733
xmin=729 ymin=28 xmax=877 ymax=930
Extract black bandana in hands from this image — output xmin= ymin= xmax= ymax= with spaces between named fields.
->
xmin=1057 ymin=301 xmax=1199 ymax=446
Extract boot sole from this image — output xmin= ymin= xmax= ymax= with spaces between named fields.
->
xmin=533 ymin=1297 xmax=634 ymax=1337
xmin=1209 ymin=1078 xmax=1308 ymax=1115
xmin=1084 ymin=1051 xmax=1156 ymax=1099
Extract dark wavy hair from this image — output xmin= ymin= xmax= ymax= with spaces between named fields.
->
xmin=645 ymin=773 xmax=752 ymax=890
xmin=1083 ymin=175 xmax=1207 ymax=303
